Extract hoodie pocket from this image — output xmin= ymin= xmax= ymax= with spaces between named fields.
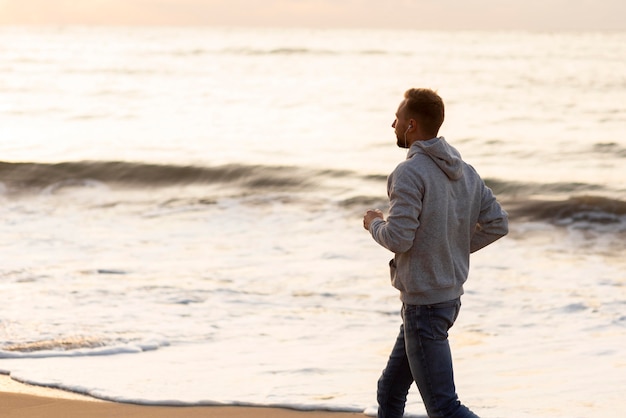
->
xmin=389 ymin=258 xmax=405 ymax=291
xmin=388 ymin=258 xmax=396 ymax=278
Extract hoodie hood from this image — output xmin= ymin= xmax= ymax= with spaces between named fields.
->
xmin=408 ymin=136 xmax=464 ymax=180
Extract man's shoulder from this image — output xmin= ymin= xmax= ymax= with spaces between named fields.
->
xmin=389 ymin=155 xmax=430 ymax=187
xmin=393 ymin=151 xmax=439 ymax=176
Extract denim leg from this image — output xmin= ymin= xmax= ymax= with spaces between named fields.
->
xmin=377 ymin=324 xmax=415 ymax=418
xmin=403 ymin=299 xmax=479 ymax=418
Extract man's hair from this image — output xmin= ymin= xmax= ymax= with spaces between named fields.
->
xmin=403 ymin=88 xmax=445 ymax=137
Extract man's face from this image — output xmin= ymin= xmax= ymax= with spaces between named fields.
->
xmin=392 ymin=100 xmax=410 ymax=148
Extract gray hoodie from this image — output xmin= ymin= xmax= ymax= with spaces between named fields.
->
xmin=369 ymin=136 xmax=508 ymax=305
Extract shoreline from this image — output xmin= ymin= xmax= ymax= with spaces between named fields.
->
xmin=0 ymin=375 xmax=364 ymax=418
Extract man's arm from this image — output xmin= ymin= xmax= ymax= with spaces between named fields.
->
xmin=363 ymin=168 xmax=422 ymax=254
xmin=470 ymin=186 xmax=508 ymax=253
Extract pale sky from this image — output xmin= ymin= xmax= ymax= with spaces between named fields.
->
xmin=0 ymin=0 xmax=624 ymax=31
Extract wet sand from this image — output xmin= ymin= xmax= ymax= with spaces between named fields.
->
xmin=0 ymin=375 xmax=363 ymax=418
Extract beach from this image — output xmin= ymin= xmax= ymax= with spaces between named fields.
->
xmin=1 ymin=375 xmax=363 ymax=418
xmin=1 ymin=27 xmax=625 ymax=417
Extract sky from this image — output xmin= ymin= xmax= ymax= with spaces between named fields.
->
xmin=0 ymin=0 xmax=624 ymax=31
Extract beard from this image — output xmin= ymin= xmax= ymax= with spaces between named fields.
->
xmin=396 ymin=132 xmax=408 ymax=148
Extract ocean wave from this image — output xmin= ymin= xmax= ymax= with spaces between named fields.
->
xmin=219 ymin=47 xmax=392 ymax=57
xmin=2 ymin=160 xmax=624 ymax=231
xmin=3 ymin=160 xmax=613 ymax=196
xmin=221 ymin=46 xmax=336 ymax=56
xmin=485 ymin=178 xmax=607 ymax=197
xmin=0 ymin=337 xmax=167 ymax=359
xmin=506 ymin=195 xmax=626 ymax=228
xmin=592 ymin=141 xmax=626 ymax=157
xmin=0 ymin=160 xmax=324 ymax=194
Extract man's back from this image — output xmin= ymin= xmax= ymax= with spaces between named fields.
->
xmin=369 ymin=136 xmax=508 ymax=305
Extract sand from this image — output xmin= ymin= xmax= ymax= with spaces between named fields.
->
xmin=0 ymin=375 xmax=363 ymax=418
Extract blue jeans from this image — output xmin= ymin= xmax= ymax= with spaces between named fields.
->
xmin=377 ymin=298 xmax=479 ymax=418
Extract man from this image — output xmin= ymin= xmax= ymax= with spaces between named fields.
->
xmin=363 ymin=88 xmax=508 ymax=418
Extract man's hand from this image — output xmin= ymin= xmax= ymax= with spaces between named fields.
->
xmin=363 ymin=209 xmax=384 ymax=230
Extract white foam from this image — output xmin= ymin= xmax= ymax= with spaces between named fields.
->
xmin=0 ymin=340 xmax=168 ymax=359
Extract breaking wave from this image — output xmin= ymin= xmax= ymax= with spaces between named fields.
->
xmin=0 ymin=160 xmax=339 ymax=193
xmin=1 ymin=160 xmax=624 ymax=230
xmin=506 ymin=195 xmax=626 ymax=227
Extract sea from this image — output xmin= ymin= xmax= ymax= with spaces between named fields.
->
xmin=0 ymin=26 xmax=625 ymax=418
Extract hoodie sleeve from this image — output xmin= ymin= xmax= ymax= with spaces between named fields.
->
xmin=369 ymin=165 xmax=422 ymax=254
xmin=470 ymin=184 xmax=509 ymax=253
